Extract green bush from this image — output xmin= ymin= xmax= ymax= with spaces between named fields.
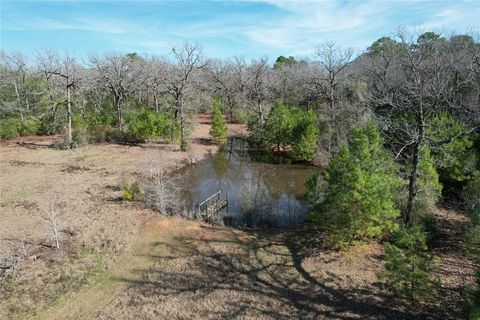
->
xmin=380 ymin=226 xmax=440 ymax=303
xmin=87 ymin=124 xmax=110 ymax=143
xmin=19 ymin=118 xmax=39 ymax=136
xmin=463 ymin=173 xmax=480 ymax=215
xmin=122 ymin=182 xmax=141 ymax=201
xmin=0 ymin=117 xmax=39 ymax=140
xmin=464 ymin=209 xmax=480 ymax=257
xmin=234 ymin=109 xmax=252 ymax=124
xmin=0 ymin=118 xmax=21 ymax=139
xmin=466 ymin=269 xmax=480 ymax=320
xmin=308 ymin=122 xmax=402 ymax=246
xmin=126 ymin=109 xmax=179 ymax=142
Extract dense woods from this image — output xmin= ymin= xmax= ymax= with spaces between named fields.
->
xmin=1 ymin=30 xmax=479 ymax=317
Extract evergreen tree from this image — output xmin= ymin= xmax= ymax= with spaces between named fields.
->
xmin=209 ymin=98 xmax=228 ymax=144
xmin=428 ymin=113 xmax=475 ymax=182
xmin=262 ymin=102 xmax=294 ymax=152
xmin=406 ymin=146 xmax=443 ymax=224
xmin=380 ymin=226 xmax=440 ymax=303
xmin=309 ymin=122 xmax=401 ymax=246
xmin=290 ymin=110 xmax=318 ymax=161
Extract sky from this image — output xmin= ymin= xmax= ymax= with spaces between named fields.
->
xmin=1 ymin=0 xmax=479 ymax=60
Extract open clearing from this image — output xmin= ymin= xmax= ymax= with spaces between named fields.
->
xmin=0 ymin=115 xmax=477 ymax=319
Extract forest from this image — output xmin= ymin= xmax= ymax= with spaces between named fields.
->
xmin=0 ymin=31 xmax=479 ymax=319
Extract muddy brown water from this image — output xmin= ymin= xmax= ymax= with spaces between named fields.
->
xmin=177 ymin=138 xmax=321 ymax=227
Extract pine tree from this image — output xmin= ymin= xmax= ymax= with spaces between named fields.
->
xmin=380 ymin=226 xmax=440 ymax=303
xmin=290 ymin=110 xmax=318 ymax=161
xmin=209 ymin=98 xmax=228 ymax=144
xmin=262 ymin=102 xmax=294 ymax=152
xmin=309 ymin=122 xmax=401 ymax=246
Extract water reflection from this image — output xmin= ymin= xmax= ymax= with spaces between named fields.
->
xmin=178 ymin=138 xmax=320 ymax=227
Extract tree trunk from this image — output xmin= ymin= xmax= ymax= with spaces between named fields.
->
xmin=178 ymin=99 xmax=187 ymax=151
xmin=405 ymin=100 xmax=425 ymax=225
xmin=154 ymin=95 xmax=159 ymax=113
xmin=114 ymin=95 xmax=123 ymax=130
xmin=66 ymin=85 xmax=73 ymax=146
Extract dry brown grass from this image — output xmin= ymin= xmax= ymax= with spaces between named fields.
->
xmin=0 ymin=115 xmax=246 ymax=319
xmin=36 ymin=213 xmax=478 ymax=320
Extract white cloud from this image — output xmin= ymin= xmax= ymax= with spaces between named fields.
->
xmin=3 ymin=16 xmax=147 ymax=35
xmin=240 ymin=0 xmax=479 ymax=55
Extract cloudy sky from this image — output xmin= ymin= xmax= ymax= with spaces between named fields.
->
xmin=1 ymin=0 xmax=479 ymax=60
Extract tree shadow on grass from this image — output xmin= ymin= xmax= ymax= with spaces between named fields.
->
xmin=109 ymin=223 xmax=437 ymax=319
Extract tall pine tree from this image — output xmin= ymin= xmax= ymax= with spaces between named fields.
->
xmin=309 ymin=122 xmax=401 ymax=246
xmin=209 ymin=98 xmax=228 ymax=144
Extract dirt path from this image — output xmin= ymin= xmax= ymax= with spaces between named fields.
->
xmin=31 ymin=218 xmax=181 ymax=320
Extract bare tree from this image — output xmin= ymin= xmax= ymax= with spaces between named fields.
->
xmin=89 ymin=53 xmax=146 ymax=130
xmin=0 ymin=52 xmax=33 ymax=122
xmin=205 ymin=58 xmax=246 ymax=122
xmin=163 ymin=42 xmax=206 ymax=150
xmin=141 ymin=152 xmax=181 ymax=214
xmin=245 ymin=57 xmax=272 ymax=127
xmin=312 ymin=42 xmax=355 ymax=153
xmin=36 ymin=50 xmax=82 ymax=147
xmin=4 ymin=230 xmax=33 ymax=259
xmin=40 ymin=201 xmax=62 ymax=250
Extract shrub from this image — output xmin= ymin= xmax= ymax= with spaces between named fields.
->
xmin=380 ymin=226 xmax=440 ymax=303
xmin=463 ymin=173 xmax=480 ymax=215
xmin=87 ymin=124 xmax=110 ymax=143
xmin=0 ymin=117 xmax=39 ymax=140
xmin=0 ymin=118 xmax=21 ymax=139
xmin=464 ymin=208 xmax=480 ymax=257
xmin=71 ymin=129 xmax=88 ymax=147
xmin=466 ymin=269 xmax=480 ymax=320
xmin=19 ymin=118 xmax=39 ymax=136
xmin=308 ymin=122 xmax=402 ymax=246
xmin=209 ymin=98 xmax=228 ymax=144
xmin=126 ymin=109 xmax=179 ymax=142
xmin=234 ymin=109 xmax=252 ymax=124
xmin=122 ymin=182 xmax=141 ymax=201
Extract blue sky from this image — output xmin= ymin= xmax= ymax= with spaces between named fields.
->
xmin=1 ymin=0 xmax=479 ymax=60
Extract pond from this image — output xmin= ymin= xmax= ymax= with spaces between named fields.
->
xmin=177 ymin=138 xmax=321 ymax=228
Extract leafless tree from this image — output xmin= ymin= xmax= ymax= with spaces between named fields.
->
xmin=141 ymin=152 xmax=182 ymax=215
xmin=311 ymin=42 xmax=355 ymax=153
xmin=40 ymin=201 xmax=62 ymax=250
xmin=36 ymin=50 xmax=82 ymax=147
xmin=4 ymin=230 xmax=33 ymax=259
xmin=89 ymin=52 xmax=146 ymax=130
xmin=0 ymin=52 xmax=33 ymax=122
xmin=205 ymin=58 xmax=246 ymax=122
xmin=163 ymin=42 xmax=206 ymax=150
xmin=245 ymin=57 xmax=272 ymax=127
